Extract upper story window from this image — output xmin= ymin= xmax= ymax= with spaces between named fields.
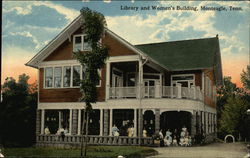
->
xmin=171 ymin=74 xmax=195 ymax=88
xmin=73 ymin=34 xmax=91 ymax=51
xmin=45 ymin=67 xmax=53 ymax=88
xmin=43 ymin=65 xmax=101 ymax=89
xmin=73 ymin=66 xmax=81 ymax=87
xmin=63 ymin=66 xmax=71 ymax=87
xmin=54 ymin=67 xmax=62 ymax=88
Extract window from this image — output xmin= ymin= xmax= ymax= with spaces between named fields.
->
xmin=63 ymin=66 xmax=71 ymax=87
xmin=171 ymin=74 xmax=195 ymax=88
xmin=43 ymin=65 xmax=101 ymax=88
xmin=96 ymin=69 xmax=101 ymax=87
xmin=73 ymin=35 xmax=91 ymax=51
xmin=45 ymin=67 xmax=53 ymax=88
xmin=73 ymin=66 xmax=81 ymax=87
xmin=54 ymin=67 xmax=62 ymax=88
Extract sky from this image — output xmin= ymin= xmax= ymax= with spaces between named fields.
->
xmin=2 ymin=1 xmax=250 ymax=87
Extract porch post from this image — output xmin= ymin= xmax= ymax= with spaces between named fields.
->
xmin=59 ymin=111 xmax=62 ymax=129
xmin=103 ymin=109 xmax=109 ymax=136
xmin=109 ymin=109 xmax=113 ymax=136
xmin=134 ymin=109 xmax=137 ymax=137
xmin=69 ymin=109 xmax=72 ymax=135
xmin=41 ymin=109 xmax=45 ymax=134
xmin=36 ymin=110 xmax=41 ymax=134
xmin=106 ymin=62 xmax=111 ymax=100
xmin=78 ymin=109 xmax=81 ymax=135
xmin=191 ymin=111 xmax=196 ymax=136
xmin=155 ymin=109 xmax=160 ymax=134
xmin=72 ymin=109 xmax=78 ymax=135
xmin=100 ymin=109 xmax=103 ymax=136
xmin=176 ymin=83 xmax=182 ymax=98
xmin=191 ymin=85 xmax=196 ymax=100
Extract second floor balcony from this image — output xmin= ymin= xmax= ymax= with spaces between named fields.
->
xmin=108 ymin=84 xmax=204 ymax=101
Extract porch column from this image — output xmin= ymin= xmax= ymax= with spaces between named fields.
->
xmin=58 ymin=111 xmax=62 ymax=129
xmin=72 ymin=109 xmax=78 ymax=135
xmin=138 ymin=58 xmax=143 ymax=99
xmin=100 ymin=109 xmax=103 ymax=136
xmin=106 ymin=62 xmax=111 ymax=100
xmin=138 ymin=109 xmax=143 ymax=138
xmin=109 ymin=109 xmax=113 ymax=136
xmin=41 ymin=109 xmax=45 ymax=134
xmin=215 ymin=114 xmax=217 ymax=133
xmin=191 ymin=85 xmax=196 ymax=100
xmin=134 ymin=109 xmax=137 ymax=137
xmin=155 ymin=109 xmax=160 ymax=134
xmin=36 ymin=110 xmax=41 ymax=134
xmin=69 ymin=109 xmax=72 ymax=134
xmin=103 ymin=109 xmax=109 ymax=136
xmin=176 ymin=83 xmax=182 ymax=98
xmin=191 ymin=111 xmax=196 ymax=136
xmin=77 ymin=109 xmax=81 ymax=135
xmin=211 ymin=113 xmax=214 ymax=133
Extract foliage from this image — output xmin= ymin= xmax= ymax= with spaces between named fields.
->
xmin=216 ymin=76 xmax=238 ymax=119
xmin=216 ymin=76 xmax=250 ymax=141
xmin=2 ymin=146 xmax=157 ymax=158
xmin=241 ymin=65 xmax=250 ymax=90
xmin=0 ymin=74 xmax=37 ymax=147
xmin=218 ymin=96 xmax=248 ymax=139
xmin=73 ymin=7 xmax=108 ymax=111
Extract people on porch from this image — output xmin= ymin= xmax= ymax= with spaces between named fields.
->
xmin=172 ymin=136 xmax=178 ymax=146
xmin=143 ymin=129 xmax=147 ymax=137
xmin=44 ymin=126 xmax=50 ymax=135
xmin=127 ymin=126 xmax=134 ymax=137
xmin=112 ymin=124 xmax=119 ymax=136
xmin=159 ymin=129 xmax=164 ymax=139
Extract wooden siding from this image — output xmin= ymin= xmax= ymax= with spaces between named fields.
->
xmin=203 ymin=69 xmax=216 ymax=108
xmin=102 ymin=32 xmax=136 ymax=56
xmin=44 ymin=40 xmax=74 ymax=61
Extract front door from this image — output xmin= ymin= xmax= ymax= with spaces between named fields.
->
xmin=144 ymin=80 xmax=155 ymax=98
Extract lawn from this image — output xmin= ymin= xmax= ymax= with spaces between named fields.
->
xmin=2 ymin=146 xmax=157 ymax=158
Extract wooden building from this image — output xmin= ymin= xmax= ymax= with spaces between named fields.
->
xmin=26 ymin=15 xmax=223 ymax=147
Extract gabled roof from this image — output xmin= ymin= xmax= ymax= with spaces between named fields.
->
xmin=135 ymin=37 xmax=219 ymax=71
xmin=25 ymin=15 xmax=151 ymax=68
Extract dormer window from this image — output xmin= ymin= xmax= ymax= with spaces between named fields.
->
xmin=73 ymin=34 xmax=91 ymax=51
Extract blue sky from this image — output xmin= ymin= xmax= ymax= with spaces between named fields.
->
xmin=2 ymin=1 xmax=250 ymax=86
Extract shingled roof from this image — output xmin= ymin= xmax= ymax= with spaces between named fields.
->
xmin=135 ymin=37 xmax=219 ymax=71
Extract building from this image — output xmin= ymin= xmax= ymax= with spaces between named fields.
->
xmin=26 ymin=15 xmax=223 ymax=147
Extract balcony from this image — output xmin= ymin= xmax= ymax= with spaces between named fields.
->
xmin=108 ymin=85 xmax=204 ymax=101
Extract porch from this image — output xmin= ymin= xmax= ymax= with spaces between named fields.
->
xmin=36 ymin=135 xmax=154 ymax=147
xmin=109 ymin=85 xmax=204 ymax=101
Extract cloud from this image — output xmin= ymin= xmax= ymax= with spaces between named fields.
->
xmin=3 ymin=1 xmax=78 ymax=22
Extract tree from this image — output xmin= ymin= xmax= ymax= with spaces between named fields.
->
xmin=0 ymin=74 xmax=37 ymax=147
xmin=216 ymin=76 xmax=238 ymax=119
xmin=241 ymin=65 xmax=250 ymax=90
xmin=219 ymin=96 xmax=247 ymax=140
xmin=73 ymin=7 xmax=108 ymax=157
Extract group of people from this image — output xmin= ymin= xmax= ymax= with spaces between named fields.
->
xmin=158 ymin=126 xmax=192 ymax=147
xmin=112 ymin=124 xmax=135 ymax=137
xmin=44 ymin=126 xmax=69 ymax=137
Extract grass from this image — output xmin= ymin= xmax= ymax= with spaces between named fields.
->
xmin=2 ymin=146 xmax=157 ymax=158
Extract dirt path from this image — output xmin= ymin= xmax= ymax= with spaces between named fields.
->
xmin=148 ymin=142 xmax=248 ymax=158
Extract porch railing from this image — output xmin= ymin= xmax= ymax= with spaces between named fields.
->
xmin=36 ymin=135 xmax=154 ymax=146
xmin=109 ymin=86 xmax=204 ymax=101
